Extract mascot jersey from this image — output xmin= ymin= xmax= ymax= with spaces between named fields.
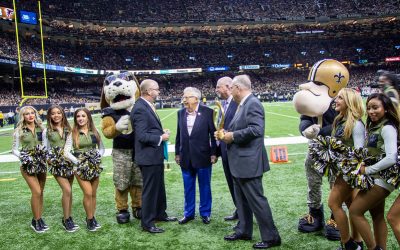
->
xmin=102 ymin=108 xmax=135 ymax=153
xmin=299 ymin=100 xmax=337 ymax=136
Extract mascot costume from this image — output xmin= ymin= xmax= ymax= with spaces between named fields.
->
xmin=293 ymin=59 xmax=349 ymax=240
xmin=100 ymin=72 xmax=143 ymax=224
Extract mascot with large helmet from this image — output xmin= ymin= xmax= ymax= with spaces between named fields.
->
xmin=100 ymin=71 xmax=143 ymax=224
xmin=293 ymin=59 xmax=349 ymax=240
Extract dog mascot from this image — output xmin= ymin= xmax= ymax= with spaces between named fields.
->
xmin=293 ymin=59 xmax=349 ymax=240
xmin=100 ymin=72 xmax=143 ymax=224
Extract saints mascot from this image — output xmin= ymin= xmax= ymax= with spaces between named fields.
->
xmin=100 ymin=72 xmax=143 ymax=224
xmin=293 ymin=59 xmax=349 ymax=240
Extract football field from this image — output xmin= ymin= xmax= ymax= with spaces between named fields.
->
xmin=0 ymin=102 xmax=398 ymax=249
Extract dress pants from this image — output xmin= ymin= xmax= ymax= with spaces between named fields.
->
xmin=233 ymin=176 xmax=280 ymax=242
xmin=181 ymin=166 xmax=212 ymax=217
xmin=140 ymin=164 xmax=167 ymax=229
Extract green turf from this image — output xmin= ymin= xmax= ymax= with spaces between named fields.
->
xmin=0 ymin=102 xmax=398 ymax=249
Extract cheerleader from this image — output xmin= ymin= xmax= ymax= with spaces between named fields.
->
xmin=12 ymin=106 xmax=48 ymax=233
xmin=43 ymin=105 xmax=78 ymax=232
xmin=64 ymin=108 xmax=104 ymax=231
xmin=327 ymin=88 xmax=365 ymax=249
xmin=350 ymin=93 xmax=399 ymax=250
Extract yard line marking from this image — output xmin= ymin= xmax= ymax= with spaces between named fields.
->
xmin=160 ymin=110 xmax=176 ymax=121
xmin=265 ymin=111 xmax=298 ymax=119
xmin=0 ymin=178 xmax=16 ymax=182
xmin=0 ymin=171 xmax=19 ymax=174
xmin=288 ymin=134 xmax=295 ymax=136
xmin=0 ymin=151 xmax=11 ymax=155
xmin=288 ymin=152 xmax=307 ymax=156
xmin=0 ymin=136 xmax=308 ymax=163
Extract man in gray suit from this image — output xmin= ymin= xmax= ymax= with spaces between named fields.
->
xmin=219 ymin=75 xmax=281 ymax=249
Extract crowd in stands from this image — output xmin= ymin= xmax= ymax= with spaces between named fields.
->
xmin=45 ymin=17 xmax=399 ymax=42
xmin=1 ymin=32 xmax=399 ymax=71
xmin=0 ymin=65 xmax=397 ymax=107
xmin=7 ymin=0 xmax=400 ymax=23
xmin=0 ymin=90 xmax=98 ymax=106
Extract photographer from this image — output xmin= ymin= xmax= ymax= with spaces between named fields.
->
xmin=376 ymin=70 xmax=400 ymax=107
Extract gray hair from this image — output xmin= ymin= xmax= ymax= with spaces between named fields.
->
xmin=183 ymin=87 xmax=201 ymax=99
xmin=232 ymin=75 xmax=251 ymax=90
xmin=216 ymin=76 xmax=233 ymax=88
xmin=140 ymin=79 xmax=158 ymax=94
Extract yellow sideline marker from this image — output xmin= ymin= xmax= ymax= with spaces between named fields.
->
xmin=13 ymin=0 xmax=48 ymax=106
xmin=0 ymin=178 xmax=17 ymax=182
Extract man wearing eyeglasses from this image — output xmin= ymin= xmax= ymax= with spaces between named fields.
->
xmin=218 ymin=75 xmax=281 ymax=249
xmin=131 ymin=79 xmax=177 ymax=234
xmin=175 ymin=87 xmax=217 ymax=225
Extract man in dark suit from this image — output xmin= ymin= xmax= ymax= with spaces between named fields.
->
xmin=215 ymin=76 xmax=239 ymax=221
xmin=219 ymin=75 xmax=281 ymax=249
xmin=175 ymin=87 xmax=217 ymax=225
xmin=131 ymin=79 xmax=177 ymax=233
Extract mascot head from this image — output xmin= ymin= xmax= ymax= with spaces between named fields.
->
xmin=293 ymin=59 xmax=349 ymax=117
xmin=100 ymin=71 xmax=140 ymax=110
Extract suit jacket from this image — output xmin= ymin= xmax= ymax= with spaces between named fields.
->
xmin=219 ymin=99 xmax=238 ymax=161
xmin=227 ymin=94 xmax=269 ymax=178
xmin=175 ymin=105 xmax=217 ymax=169
xmin=131 ymin=98 xmax=164 ymax=166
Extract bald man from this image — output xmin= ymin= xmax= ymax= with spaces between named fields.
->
xmin=131 ymin=79 xmax=177 ymax=233
xmin=220 ymin=75 xmax=281 ymax=249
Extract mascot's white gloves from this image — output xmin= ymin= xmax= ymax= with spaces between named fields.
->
xmin=115 ymin=115 xmax=130 ymax=133
xmin=302 ymin=124 xmax=320 ymax=139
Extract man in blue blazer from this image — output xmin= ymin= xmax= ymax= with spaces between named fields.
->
xmin=215 ymin=76 xmax=239 ymax=221
xmin=220 ymin=75 xmax=281 ymax=249
xmin=175 ymin=87 xmax=217 ymax=225
xmin=131 ymin=79 xmax=177 ymax=234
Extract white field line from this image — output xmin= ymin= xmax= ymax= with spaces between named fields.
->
xmin=265 ymin=111 xmax=298 ymax=119
xmin=160 ymin=110 xmax=176 ymax=121
xmin=0 ymin=136 xmax=308 ymax=164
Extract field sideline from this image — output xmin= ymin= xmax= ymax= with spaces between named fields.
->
xmin=0 ymin=102 xmax=398 ymax=249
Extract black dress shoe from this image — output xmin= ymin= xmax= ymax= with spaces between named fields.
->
xmin=224 ymin=214 xmax=238 ymax=221
xmin=201 ymin=216 xmax=211 ymax=224
xmin=158 ymin=216 xmax=178 ymax=222
xmin=253 ymin=238 xmax=281 ymax=249
xmin=142 ymin=226 xmax=165 ymax=233
xmin=224 ymin=233 xmax=252 ymax=241
xmin=178 ymin=216 xmax=194 ymax=224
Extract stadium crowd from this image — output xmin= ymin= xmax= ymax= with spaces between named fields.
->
xmin=7 ymin=0 xmax=400 ymax=22
xmin=1 ymin=32 xmax=399 ymax=70
xmin=0 ymin=66 xmax=397 ymax=107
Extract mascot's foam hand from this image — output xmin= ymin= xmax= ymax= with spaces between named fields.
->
xmin=303 ymin=124 xmax=320 ymax=139
xmin=115 ymin=115 xmax=130 ymax=132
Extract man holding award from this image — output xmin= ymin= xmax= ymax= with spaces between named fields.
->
xmin=217 ymin=75 xmax=281 ymax=249
xmin=175 ymin=87 xmax=217 ymax=225
xmin=215 ymin=77 xmax=239 ymax=221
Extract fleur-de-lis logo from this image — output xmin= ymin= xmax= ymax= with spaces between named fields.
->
xmin=334 ymin=72 xmax=345 ymax=83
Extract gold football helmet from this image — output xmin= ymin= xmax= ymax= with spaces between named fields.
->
xmin=308 ymin=59 xmax=349 ymax=98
